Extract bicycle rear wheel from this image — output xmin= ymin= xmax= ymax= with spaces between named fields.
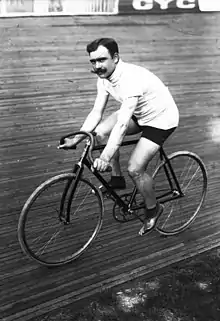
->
xmin=18 ymin=173 xmax=104 ymax=266
xmin=153 ymin=151 xmax=207 ymax=235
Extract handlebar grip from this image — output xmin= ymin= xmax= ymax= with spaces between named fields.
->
xmin=59 ymin=136 xmax=66 ymax=146
xmin=59 ymin=133 xmax=77 ymax=146
xmin=59 ymin=136 xmax=77 ymax=150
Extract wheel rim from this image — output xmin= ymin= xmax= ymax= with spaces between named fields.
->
xmin=19 ymin=174 xmax=103 ymax=266
xmin=154 ymin=152 xmax=207 ymax=235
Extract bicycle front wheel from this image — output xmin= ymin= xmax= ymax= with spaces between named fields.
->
xmin=153 ymin=151 xmax=207 ymax=235
xmin=18 ymin=173 xmax=104 ymax=267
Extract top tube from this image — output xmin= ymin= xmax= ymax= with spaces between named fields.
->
xmin=92 ymin=138 xmax=139 ymax=151
xmin=60 ymin=130 xmax=165 ymax=161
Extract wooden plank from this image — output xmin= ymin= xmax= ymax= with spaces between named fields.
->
xmin=1 ymin=13 xmax=220 ymax=321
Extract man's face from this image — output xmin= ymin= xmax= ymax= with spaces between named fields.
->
xmin=89 ymin=45 xmax=118 ymax=79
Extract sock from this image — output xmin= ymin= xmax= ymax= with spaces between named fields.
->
xmin=110 ymin=175 xmax=124 ymax=180
xmin=109 ymin=176 xmax=125 ymax=185
xmin=145 ymin=203 xmax=158 ymax=218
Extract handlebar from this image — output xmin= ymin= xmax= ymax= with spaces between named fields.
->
xmin=59 ymin=131 xmax=112 ymax=172
xmin=59 ymin=131 xmax=96 ymax=164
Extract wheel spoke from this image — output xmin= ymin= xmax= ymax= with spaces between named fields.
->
xmin=71 ymin=182 xmax=92 ymax=217
xmin=36 ymin=229 xmax=62 ymax=255
xmin=181 ymin=165 xmax=200 ymax=192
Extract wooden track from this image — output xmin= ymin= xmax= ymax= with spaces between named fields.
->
xmin=1 ymin=13 xmax=220 ymax=320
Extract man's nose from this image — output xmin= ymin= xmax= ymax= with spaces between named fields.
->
xmin=95 ymin=61 xmax=102 ymax=69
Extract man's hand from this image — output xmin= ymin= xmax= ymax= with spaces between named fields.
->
xmin=93 ymin=157 xmax=110 ymax=172
xmin=58 ymin=138 xmax=77 ymax=150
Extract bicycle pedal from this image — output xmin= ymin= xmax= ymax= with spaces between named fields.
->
xmin=114 ymin=210 xmax=140 ymax=223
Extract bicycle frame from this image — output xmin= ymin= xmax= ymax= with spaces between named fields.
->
xmin=60 ymin=138 xmax=184 ymax=223
xmin=155 ymin=148 xmax=184 ymax=203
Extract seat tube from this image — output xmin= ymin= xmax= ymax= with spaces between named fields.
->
xmin=160 ymin=148 xmax=182 ymax=193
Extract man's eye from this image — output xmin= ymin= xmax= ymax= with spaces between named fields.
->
xmin=90 ymin=58 xmax=106 ymax=64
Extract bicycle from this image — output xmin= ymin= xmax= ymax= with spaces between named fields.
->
xmin=18 ymin=131 xmax=208 ymax=267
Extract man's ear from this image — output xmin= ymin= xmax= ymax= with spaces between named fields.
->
xmin=113 ymin=53 xmax=119 ymax=64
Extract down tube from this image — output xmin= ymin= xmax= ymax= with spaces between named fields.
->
xmin=84 ymin=159 xmax=127 ymax=209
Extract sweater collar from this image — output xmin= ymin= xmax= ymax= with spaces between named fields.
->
xmin=107 ymin=59 xmax=124 ymax=85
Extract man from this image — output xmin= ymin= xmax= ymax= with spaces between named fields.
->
xmin=59 ymin=38 xmax=179 ymax=235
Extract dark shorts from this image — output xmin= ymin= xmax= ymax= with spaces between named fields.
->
xmin=131 ymin=115 xmax=176 ymax=146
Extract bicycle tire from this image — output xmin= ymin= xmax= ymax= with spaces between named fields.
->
xmin=18 ymin=173 xmax=104 ymax=267
xmin=153 ymin=151 xmax=207 ymax=235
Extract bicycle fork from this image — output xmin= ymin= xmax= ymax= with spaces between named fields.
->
xmin=59 ymin=164 xmax=84 ymax=224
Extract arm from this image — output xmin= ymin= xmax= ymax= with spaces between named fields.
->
xmin=59 ymin=92 xmax=109 ymax=149
xmin=93 ymin=97 xmax=138 ymax=169
xmin=80 ymin=92 xmax=109 ymax=133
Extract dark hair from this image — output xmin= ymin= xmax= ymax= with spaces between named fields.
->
xmin=86 ymin=38 xmax=119 ymax=58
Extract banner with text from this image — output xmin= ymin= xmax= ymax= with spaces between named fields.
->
xmin=0 ymin=0 xmax=220 ymax=17
xmin=119 ymin=0 xmax=220 ymax=14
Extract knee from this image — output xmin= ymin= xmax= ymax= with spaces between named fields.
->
xmin=94 ymin=130 xmax=107 ymax=144
xmin=127 ymin=163 xmax=142 ymax=180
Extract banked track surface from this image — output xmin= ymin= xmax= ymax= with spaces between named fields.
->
xmin=1 ymin=13 xmax=220 ymax=320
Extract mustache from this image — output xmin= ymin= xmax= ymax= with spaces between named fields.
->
xmin=91 ymin=68 xmax=107 ymax=74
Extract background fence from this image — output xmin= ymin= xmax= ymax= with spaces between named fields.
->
xmin=0 ymin=0 xmax=220 ymax=17
xmin=0 ymin=0 xmax=119 ymax=16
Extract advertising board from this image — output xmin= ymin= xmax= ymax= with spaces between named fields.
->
xmin=119 ymin=0 xmax=220 ymax=14
xmin=0 ymin=0 xmax=220 ymax=17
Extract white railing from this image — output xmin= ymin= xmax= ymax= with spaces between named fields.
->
xmin=0 ymin=0 xmax=119 ymax=17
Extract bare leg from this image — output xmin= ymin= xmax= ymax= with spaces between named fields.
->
xmin=110 ymin=149 xmax=122 ymax=176
xmin=131 ymin=171 xmax=157 ymax=210
xmin=95 ymin=111 xmax=141 ymax=178
xmin=128 ymin=137 xmax=162 ymax=234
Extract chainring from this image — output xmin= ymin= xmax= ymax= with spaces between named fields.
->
xmin=112 ymin=193 xmax=144 ymax=223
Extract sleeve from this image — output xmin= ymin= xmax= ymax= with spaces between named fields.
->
xmin=97 ymin=78 xmax=109 ymax=96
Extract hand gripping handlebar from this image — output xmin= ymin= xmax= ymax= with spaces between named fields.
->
xmin=59 ymin=131 xmax=112 ymax=172
xmin=59 ymin=131 xmax=96 ymax=164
